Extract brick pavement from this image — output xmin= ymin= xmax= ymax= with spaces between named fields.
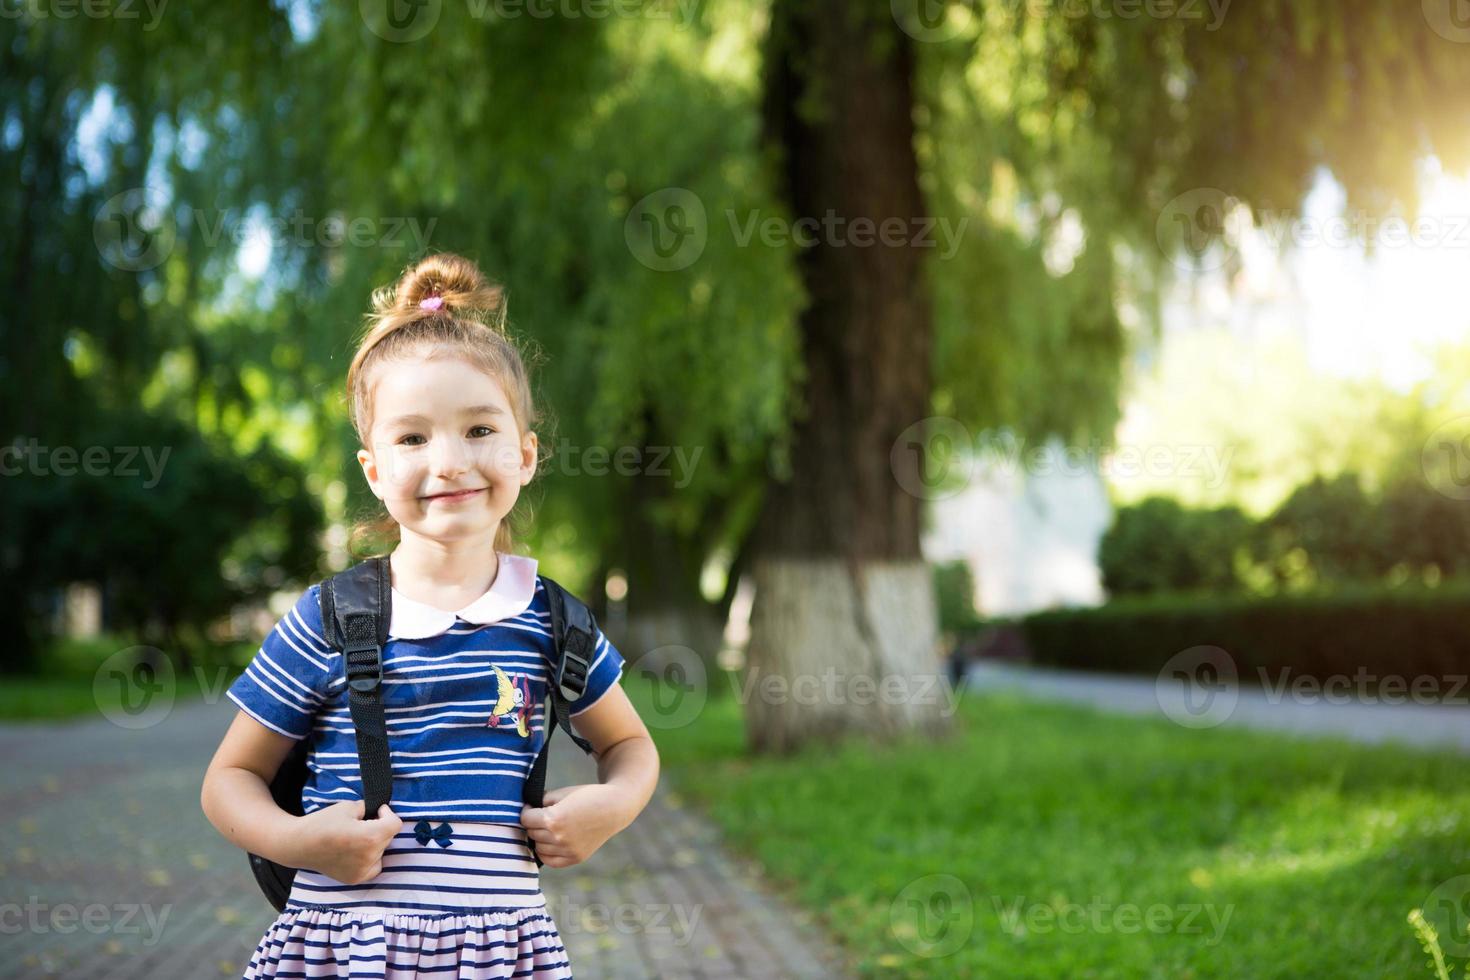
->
xmin=0 ymin=694 xmax=852 ymax=979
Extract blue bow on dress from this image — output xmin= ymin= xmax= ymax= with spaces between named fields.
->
xmin=413 ymin=820 xmax=454 ymax=848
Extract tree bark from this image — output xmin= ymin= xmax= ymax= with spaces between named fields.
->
xmin=747 ymin=0 xmax=951 ymax=753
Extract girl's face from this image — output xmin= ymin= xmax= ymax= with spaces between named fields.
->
xmin=356 ymin=353 xmax=537 ymax=545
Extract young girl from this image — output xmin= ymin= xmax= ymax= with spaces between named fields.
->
xmin=201 ymin=252 xmax=660 ymax=979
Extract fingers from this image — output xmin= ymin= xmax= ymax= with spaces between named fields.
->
xmin=372 ymin=804 xmax=403 ymax=841
xmin=520 ymin=805 xmax=550 ymax=829
xmin=362 ymin=802 xmax=400 ymax=823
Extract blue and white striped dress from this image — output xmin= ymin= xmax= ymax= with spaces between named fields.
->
xmin=226 ymin=553 xmax=625 ymax=979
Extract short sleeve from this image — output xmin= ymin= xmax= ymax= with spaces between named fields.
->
xmin=567 ymin=624 xmax=626 ymax=717
xmin=226 ymin=584 xmax=340 ymax=739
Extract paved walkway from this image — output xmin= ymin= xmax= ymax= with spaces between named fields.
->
xmin=0 ymin=692 xmax=850 ymax=979
xmin=967 ymin=661 xmax=1470 ymax=752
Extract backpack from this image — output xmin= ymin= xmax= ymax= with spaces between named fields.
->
xmin=246 ymin=556 xmax=599 ymax=912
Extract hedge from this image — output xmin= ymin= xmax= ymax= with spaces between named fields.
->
xmin=1019 ymin=581 xmax=1470 ymax=685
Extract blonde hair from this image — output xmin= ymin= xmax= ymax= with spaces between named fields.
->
xmin=346 ymin=252 xmax=540 ymax=558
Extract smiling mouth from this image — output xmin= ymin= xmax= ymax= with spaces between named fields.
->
xmin=424 ymin=488 xmax=486 ymax=502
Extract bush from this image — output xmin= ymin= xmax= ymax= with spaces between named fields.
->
xmin=0 ymin=408 xmax=323 ymax=673
xmin=1099 ymin=496 xmax=1254 ymax=597
xmin=1257 ymin=472 xmax=1384 ymax=586
xmin=1103 ymin=473 xmax=1470 ymax=598
xmin=1021 ymin=581 xmax=1470 ymax=686
xmin=1378 ymin=476 xmax=1470 ymax=580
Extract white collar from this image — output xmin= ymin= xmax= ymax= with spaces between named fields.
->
xmin=388 ymin=552 xmax=539 ymax=640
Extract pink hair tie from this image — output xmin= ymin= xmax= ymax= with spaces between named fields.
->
xmin=420 ymin=295 xmax=444 ymax=311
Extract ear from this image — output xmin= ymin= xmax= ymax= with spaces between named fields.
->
xmin=519 ymin=431 xmax=539 ymax=487
xmin=357 ymin=446 xmax=384 ymax=500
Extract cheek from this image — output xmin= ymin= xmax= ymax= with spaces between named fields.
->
xmin=482 ymin=440 xmax=526 ymax=477
xmin=374 ymin=448 xmax=426 ymax=491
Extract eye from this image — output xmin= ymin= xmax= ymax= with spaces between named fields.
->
xmin=398 ymin=434 xmax=426 ymax=446
xmin=469 ymin=425 xmax=496 ymax=438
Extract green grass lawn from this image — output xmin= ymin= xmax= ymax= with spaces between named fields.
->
xmin=0 ymin=669 xmax=235 ymax=721
xmin=627 ymin=672 xmax=1470 ymax=979
xmin=0 ymin=634 xmax=253 ymax=721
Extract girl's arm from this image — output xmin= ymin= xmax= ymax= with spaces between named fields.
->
xmin=521 ymin=685 xmax=660 ymax=867
xmin=201 ymin=711 xmax=320 ymax=867
xmin=200 ymin=711 xmax=401 ymax=882
xmin=576 ymin=685 xmax=660 ymax=822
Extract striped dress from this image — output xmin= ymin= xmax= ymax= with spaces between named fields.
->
xmin=226 ymin=553 xmax=625 ymax=979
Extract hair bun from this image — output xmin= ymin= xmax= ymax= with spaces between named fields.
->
xmin=372 ymin=252 xmax=506 ymax=326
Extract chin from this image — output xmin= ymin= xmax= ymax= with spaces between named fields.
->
xmin=415 ymin=515 xmax=502 ymax=540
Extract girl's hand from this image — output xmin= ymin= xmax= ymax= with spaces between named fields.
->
xmin=293 ymin=801 xmax=403 ymax=884
xmin=520 ymin=784 xmax=630 ymax=868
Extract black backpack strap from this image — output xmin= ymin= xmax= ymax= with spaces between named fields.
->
xmin=319 ymin=557 xmax=394 ymax=820
xmin=524 ymin=576 xmax=597 ymax=866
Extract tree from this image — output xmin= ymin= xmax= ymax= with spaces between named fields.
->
xmin=746 ymin=1 xmax=948 ymax=751
xmin=0 ymin=10 xmax=325 ymax=670
xmin=16 ymin=3 xmax=1470 ymax=752
xmin=740 ymin=1 xmax=1470 ymax=750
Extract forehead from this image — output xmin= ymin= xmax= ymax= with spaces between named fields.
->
xmin=368 ymin=354 xmax=513 ymax=425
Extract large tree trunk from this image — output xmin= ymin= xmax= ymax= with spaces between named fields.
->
xmin=747 ymin=0 xmax=950 ymax=753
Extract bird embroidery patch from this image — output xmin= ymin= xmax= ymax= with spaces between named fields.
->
xmin=488 ymin=665 xmax=532 ymax=737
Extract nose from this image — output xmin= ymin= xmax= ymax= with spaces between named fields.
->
xmin=430 ymin=435 xmax=470 ymax=480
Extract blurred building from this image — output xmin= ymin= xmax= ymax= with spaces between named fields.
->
xmin=922 ymin=436 xmax=1110 ymax=617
